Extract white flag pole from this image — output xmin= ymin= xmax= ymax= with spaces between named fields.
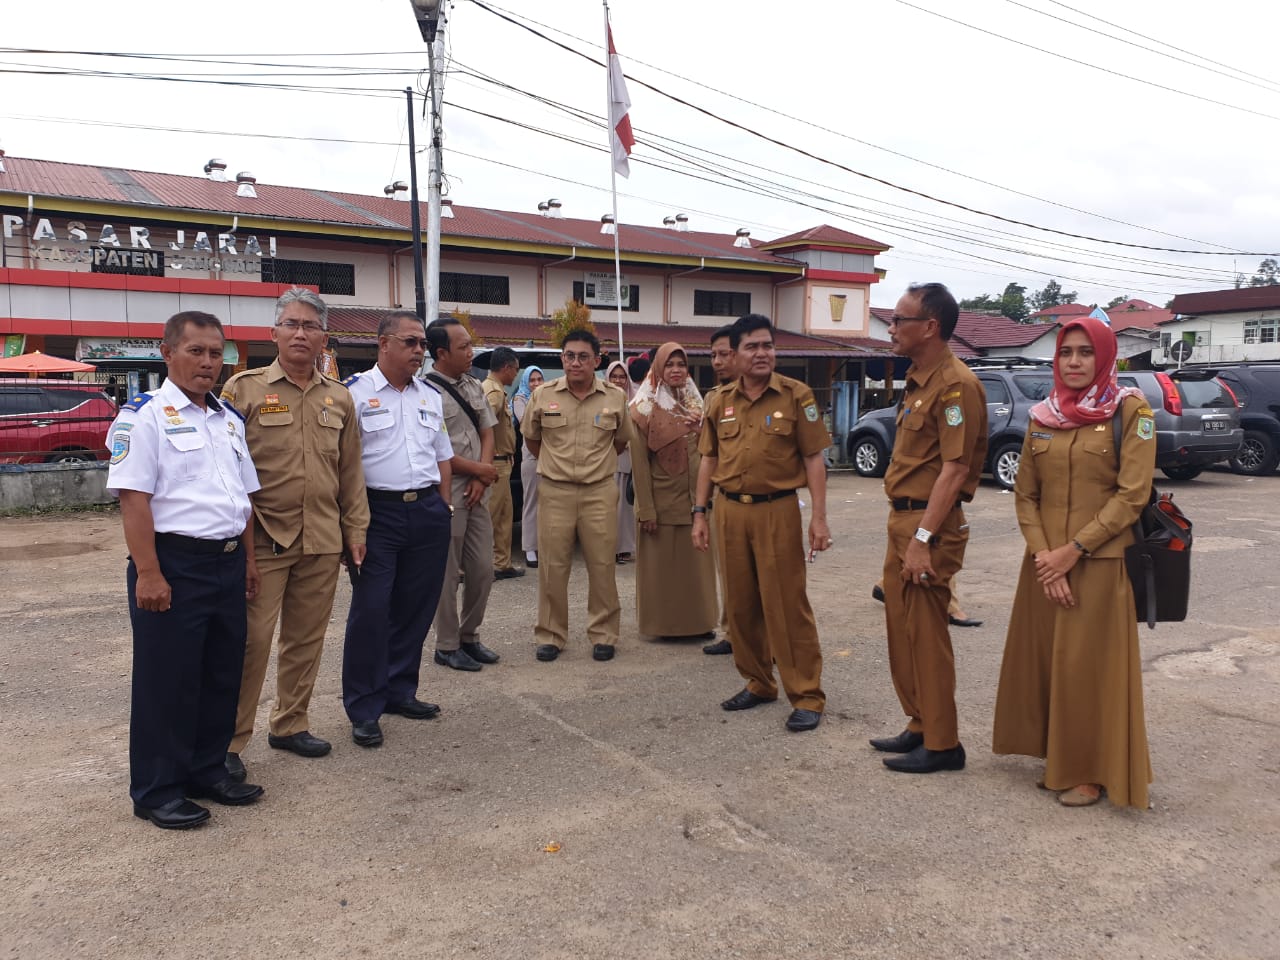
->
xmin=605 ymin=1 xmax=625 ymax=358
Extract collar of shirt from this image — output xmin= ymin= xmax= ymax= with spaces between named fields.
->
xmin=156 ymin=377 xmax=223 ymax=415
xmin=905 ymin=346 xmax=956 ymax=392
xmin=265 ymin=357 xmax=323 ymax=389
xmin=724 ymin=371 xmax=785 ymax=405
xmin=550 ymin=375 xmax=606 ymax=398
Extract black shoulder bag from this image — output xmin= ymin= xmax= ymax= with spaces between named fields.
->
xmin=425 ymin=373 xmax=482 ymax=436
xmin=1113 ymin=415 xmax=1193 ymax=629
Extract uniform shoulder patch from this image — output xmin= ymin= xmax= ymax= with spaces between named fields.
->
xmin=944 ymin=404 xmax=964 ymax=427
xmin=342 ymin=373 xmax=362 ymax=388
xmin=121 ymin=393 xmax=153 ymax=413
xmin=421 ymin=379 xmax=441 ymax=395
xmin=1136 ymin=415 xmax=1154 ymax=440
xmin=803 ymin=402 xmax=819 ymax=422
xmin=1136 ymin=405 xmax=1153 ymax=417
xmin=222 ymin=399 xmax=246 ymax=423
xmin=110 ymin=431 xmax=131 ymax=464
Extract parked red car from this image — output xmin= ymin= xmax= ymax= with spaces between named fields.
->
xmin=0 ymin=379 xmax=118 ymax=463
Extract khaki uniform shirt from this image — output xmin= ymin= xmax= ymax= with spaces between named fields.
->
xmin=221 ymin=359 xmax=369 ymax=553
xmin=431 ymin=370 xmax=498 ymax=501
xmin=521 ymin=376 xmax=633 ymax=484
xmin=883 ymin=348 xmax=988 ymax=503
xmin=483 ymin=375 xmax=516 ymax=457
xmin=698 ymin=373 xmax=830 ymax=493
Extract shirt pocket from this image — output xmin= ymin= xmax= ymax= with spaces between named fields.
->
xmin=317 ymin=410 xmax=343 ymax=459
xmin=716 ymin=418 xmax=741 ymax=440
xmin=416 ymin=408 xmax=443 ymax=434
xmin=1082 ymin=439 xmax=1114 ymax=458
xmin=592 ymin=412 xmax=619 ymax=432
xmin=164 ymin=429 xmax=210 ymax=481
xmin=1029 ymin=435 xmax=1053 ymax=456
xmin=259 ymin=411 xmax=294 ymax=428
xmin=360 ymin=408 xmax=394 ymax=435
xmin=762 ymin=415 xmax=795 ymax=458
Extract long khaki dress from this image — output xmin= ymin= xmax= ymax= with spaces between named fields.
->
xmin=631 ymin=432 xmax=718 ymax=637
xmin=992 ymin=394 xmax=1157 ymax=808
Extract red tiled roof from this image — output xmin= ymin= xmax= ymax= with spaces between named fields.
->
xmin=1104 ymin=300 xmax=1171 ymax=331
xmin=761 ymin=224 xmax=891 ymax=252
xmin=1027 ymin=302 xmax=1091 ymax=321
xmin=1167 ymin=286 xmax=1280 ymax=317
xmin=870 ymin=307 xmax=1053 ymax=349
xmin=327 ymin=309 xmax=896 ymax=358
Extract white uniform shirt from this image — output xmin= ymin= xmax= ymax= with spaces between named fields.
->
xmin=345 ymin=365 xmax=454 ymax=491
xmin=106 ymin=377 xmax=260 ymax=539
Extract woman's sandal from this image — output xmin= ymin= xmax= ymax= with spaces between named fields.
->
xmin=1058 ymin=784 xmax=1104 ymax=807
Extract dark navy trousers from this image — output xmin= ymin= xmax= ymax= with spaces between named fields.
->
xmin=342 ymin=494 xmax=451 ymax=723
xmin=128 ymin=540 xmax=247 ymax=809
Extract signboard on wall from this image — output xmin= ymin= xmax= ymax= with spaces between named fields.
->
xmin=582 ymin=271 xmax=631 ymax=308
xmin=3 ymin=335 xmax=25 ymax=358
xmin=76 ymin=337 xmax=239 ymax=364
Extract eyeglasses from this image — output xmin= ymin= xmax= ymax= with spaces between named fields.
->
xmin=888 ymin=314 xmax=929 ymax=327
xmin=561 ymin=351 xmax=596 ymax=365
xmin=387 ymin=334 xmax=429 ymax=349
xmin=277 ymin=320 xmax=325 ymax=333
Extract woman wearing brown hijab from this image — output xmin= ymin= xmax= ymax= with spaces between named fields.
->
xmin=629 ymin=342 xmax=718 ymax=640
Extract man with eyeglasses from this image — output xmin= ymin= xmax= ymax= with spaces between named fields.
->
xmin=220 ymin=287 xmax=369 ymax=782
xmin=341 ymin=311 xmax=454 ymax=748
xmin=872 ymin=283 xmax=986 ymax=774
xmin=692 ymin=314 xmax=832 ymax=733
xmin=520 ymin=329 xmax=634 ymax=662
xmin=424 ymin=317 xmax=503 ymax=673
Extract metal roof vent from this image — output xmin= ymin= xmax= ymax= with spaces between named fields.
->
xmin=663 ymin=216 xmax=677 ymax=229
xmin=0 ymin=147 xmax=5 ymax=174
xmin=235 ymin=172 xmax=258 ymax=198
xmin=734 ymin=228 xmax=752 ymax=248
xmin=538 ymin=201 xmax=550 ymax=216
xmin=384 ymin=180 xmax=408 ymax=198
xmin=203 ymin=158 xmax=228 ymax=181
xmin=600 ymin=214 xmax=615 ymax=235
xmin=441 ymin=198 xmax=454 ymax=219
xmin=547 ymin=198 xmax=563 ymax=219
xmin=675 ymin=213 xmax=689 ymax=232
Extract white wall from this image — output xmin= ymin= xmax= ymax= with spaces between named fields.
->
xmin=805 ymin=284 xmax=868 ymax=335
xmin=669 ymin=275 xmax=775 ymax=325
xmin=1157 ymin=312 xmax=1280 ymax=364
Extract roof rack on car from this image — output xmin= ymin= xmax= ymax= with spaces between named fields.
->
xmin=964 ymin=357 xmax=1054 ymax=369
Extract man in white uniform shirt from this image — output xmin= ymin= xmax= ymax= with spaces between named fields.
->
xmin=107 ymin=311 xmax=264 ymax=830
xmin=342 ymin=311 xmax=455 ymax=748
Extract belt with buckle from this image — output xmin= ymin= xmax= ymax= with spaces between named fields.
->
xmin=367 ymin=485 xmax=439 ymax=503
xmin=494 ymin=455 xmax=514 ymax=462
xmin=720 ymin=489 xmax=796 ymax=504
xmin=155 ymin=532 xmax=242 ymax=554
xmin=890 ymin=498 xmax=964 ymax=512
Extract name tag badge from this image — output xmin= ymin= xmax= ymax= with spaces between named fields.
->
xmin=361 ymin=407 xmax=391 ymax=418
xmin=1031 ymin=431 xmax=1052 ymax=440
xmin=259 ymin=404 xmax=290 ymax=415
xmin=165 ymin=425 xmax=198 ymax=435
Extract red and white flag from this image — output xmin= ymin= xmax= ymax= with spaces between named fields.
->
xmin=608 ymin=26 xmax=635 ymax=178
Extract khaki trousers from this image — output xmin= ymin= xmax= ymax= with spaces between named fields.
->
xmin=710 ymin=498 xmax=729 ymax=636
xmin=882 ymin=507 xmax=969 ymax=750
xmin=717 ymin=496 xmax=825 ymax=712
xmin=535 ymin=476 xmax=620 ymax=649
xmin=434 ymin=497 xmax=494 ymax=652
xmin=489 ymin=460 xmax=514 ymax=569
xmin=231 ymin=526 xmax=340 ymax=752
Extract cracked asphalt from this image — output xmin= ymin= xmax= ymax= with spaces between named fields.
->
xmin=1 ymin=470 xmax=1277 ymax=960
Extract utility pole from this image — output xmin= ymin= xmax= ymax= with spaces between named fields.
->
xmin=405 ymin=87 xmax=426 ymax=322
xmin=409 ymin=0 xmax=447 ymax=327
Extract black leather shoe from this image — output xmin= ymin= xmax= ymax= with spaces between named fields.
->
xmin=462 ymin=641 xmax=501 ymax=664
xmin=526 ymin=557 xmax=538 ymax=568
xmin=385 ymin=699 xmax=441 ymax=720
xmin=785 ymin=708 xmax=822 ymax=732
xmin=133 ymin=797 xmax=211 ymax=830
xmin=702 ymin=639 xmax=733 ymax=655
xmin=883 ymin=743 xmax=966 ymax=774
xmin=535 ymin=644 xmax=560 ymax=662
xmin=187 ymin=778 xmax=264 ymax=806
xmin=872 ymin=584 xmax=886 ymax=604
xmin=267 ymin=730 xmax=332 ymax=758
xmin=225 ymin=752 xmax=246 ymax=782
xmin=721 ymin=688 xmax=777 ymax=711
xmin=869 ymin=729 xmax=924 ymax=753
xmin=494 ymin=567 xmax=525 ymax=580
xmin=592 ymin=643 xmax=615 ymax=661
xmin=434 ymin=648 xmax=482 ymax=672
xmin=949 ymin=615 xmax=984 ymax=628
xmin=352 ymin=720 xmax=384 ymax=747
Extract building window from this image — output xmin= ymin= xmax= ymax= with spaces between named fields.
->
xmin=572 ymin=281 xmax=639 ymax=312
xmin=261 ymin=258 xmax=356 ymax=296
xmin=440 ymin=271 xmax=510 ymax=305
xmin=694 ymin=289 xmax=750 ymax=317
xmin=1244 ymin=318 xmax=1278 ymax=344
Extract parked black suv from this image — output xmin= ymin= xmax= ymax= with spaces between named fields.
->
xmin=845 ymin=360 xmax=1241 ymax=488
xmin=1177 ymin=362 xmax=1280 ymax=475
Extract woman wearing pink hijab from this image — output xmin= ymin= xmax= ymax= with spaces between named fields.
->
xmin=628 ymin=342 xmax=718 ymax=640
xmin=992 ymin=317 xmax=1156 ymax=809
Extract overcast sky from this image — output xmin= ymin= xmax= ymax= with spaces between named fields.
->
xmin=3 ymin=0 xmax=1277 ymax=310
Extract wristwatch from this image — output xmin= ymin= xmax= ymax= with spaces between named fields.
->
xmin=446 ymin=503 xmax=455 ymax=516
xmin=913 ymin=526 xmax=933 ymax=544
xmin=1072 ymin=539 xmax=1089 ymax=555
xmin=692 ymin=505 xmax=709 ymax=516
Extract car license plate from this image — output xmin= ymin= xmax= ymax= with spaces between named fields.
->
xmin=1203 ymin=420 xmax=1227 ymax=432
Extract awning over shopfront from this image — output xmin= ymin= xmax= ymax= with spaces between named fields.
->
xmin=76 ymin=336 xmax=239 ymax=365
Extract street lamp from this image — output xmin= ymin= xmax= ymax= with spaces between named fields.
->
xmin=407 ymin=0 xmax=446 ymax=328
xmin=409 ymin=0 xmax=441 ymax=43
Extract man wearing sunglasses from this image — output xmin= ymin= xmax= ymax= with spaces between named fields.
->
xmin=219 ymin=287 xmax=369 ymax=783
xmin=520 ymin=329 xmax=634 ymax=663
xmin=341 ymin=311 xmax=455 ymax=749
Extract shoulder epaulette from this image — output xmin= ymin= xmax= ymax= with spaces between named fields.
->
xmin=122 ymin=393 xmax=153 ymax=412
xmin=222 ymin=399 xmax=246 ymax=423
xmin=421 ymin=379 xmax=441 ymax=394
xmin=342 ymin=373 xmax=362 ymax=388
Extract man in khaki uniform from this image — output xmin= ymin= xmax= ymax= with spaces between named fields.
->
xmin=220 ymin=287 xmax=369 ymax=781
xmin=425 ymin=318 xmax=502 ymax=673
xmin=521 ymin=329 xmax=632 ymax=663
xmin=702 ymin=324 xmax=737 ymax=657
xmin=483 ymin=347 xmax=522 ymax=578
xmin=692 ymin=314 xmax=832 ymax=733
xmin=874 ymin=282 xmax=987 ymax=774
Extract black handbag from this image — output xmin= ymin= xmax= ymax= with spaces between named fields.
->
xmin=625 ymin=474 xmax=635 ymax=506
xmin=1113 ymin=416 xmax=1193 ymax=628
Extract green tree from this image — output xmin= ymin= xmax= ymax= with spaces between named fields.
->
xmin=1029 ymin=279 xmax=1078 ymax=313
xmin=1106 ymin=295 xmax=1128 ymax=309
xmin=958 ymin=293 xmax=1002 ymax=312
xmin=1001 ymin=282 xmax=1029 ymax=322
xmin=542 ymin=298 xmax=596 ymax=346
xmin=1248 ymin=258 xmax=1279 ymax=286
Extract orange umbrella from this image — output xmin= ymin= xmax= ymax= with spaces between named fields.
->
xmin=0 ymin=351 xmax=97 ymax=376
